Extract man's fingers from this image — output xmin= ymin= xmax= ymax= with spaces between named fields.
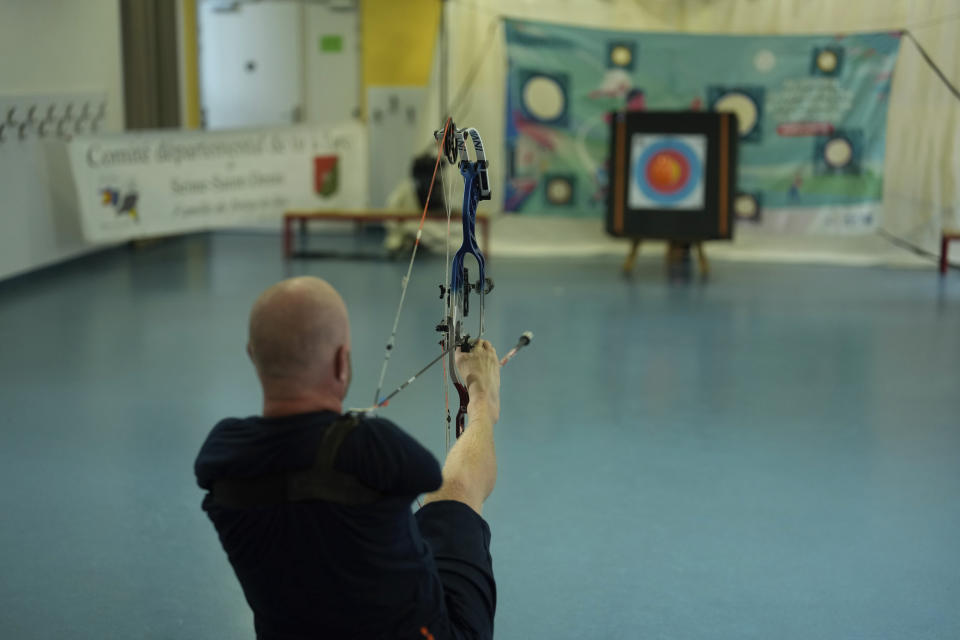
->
xmin=481 ymin=340 xmax=499 ymax=358
xmin=456 ymin=339 xmax=498 ymax=362
xmin=460 ymin=338 xmax=490 ymax=352
xmin=471 ymin=339 xmax=492 ymax=356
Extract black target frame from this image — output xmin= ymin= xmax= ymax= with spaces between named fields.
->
xmin=607 ymin=111 xmax=738 ymax=241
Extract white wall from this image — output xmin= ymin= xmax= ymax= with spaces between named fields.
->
xmin=0 ymin=0 xmax=125 ymax=281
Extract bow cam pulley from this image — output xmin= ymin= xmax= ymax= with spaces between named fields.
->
xmin=434 ymin=118 xmax=458 ymax=165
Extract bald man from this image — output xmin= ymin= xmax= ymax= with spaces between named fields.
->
xmin=195 ymin=277 xmax=500 ymax=640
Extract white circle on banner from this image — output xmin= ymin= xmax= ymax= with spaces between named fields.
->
xmin=754 ymin=50 xmax=776 ymax=72
xmin=522 ymin=75 xmax=566 ymax=122
xmin=735 ymin=194 xmax=758 ymax=219
xmin=817 ymin=50 xmax=839 ymax=73
xmin=611 ymin=45 xmax=632 ymax=67
xmin=824 ymin=138 xmax=853 ymax=167
xmin=713 ymin=92 xmax=758 ymax=136
xmin=546 ymin=178 xmax=572 ymax=204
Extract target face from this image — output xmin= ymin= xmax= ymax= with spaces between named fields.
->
xmin=734 ymin=192 xmax=761 ymax=221
xmin=607 ymin=41 xmax=636 ymax=70
xmin=817 ymin=50 xmax=839 ymax=73
xmin=544 ymin=174 xmax=575 ymax=205
xmin=810 ymin=46 xmax=844 ymax=77
xmin=707 ymin=86 xmax=764 ymax=142
xmin=518 ymin=70 xmax=569 ymax=126
xmin=628 ymin=134 xmax=705 ymax=209
xmin=823 ymin=137 xmax=853 ymax=168
xmin=611 ymin=46 xmax=632 ymax=66
xmin=714 ymin=92 xmax=757 ymax=137
xmin=813 ymin=129 xmax=862 ymax=176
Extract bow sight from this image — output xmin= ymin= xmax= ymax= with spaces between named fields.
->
xmin=437 ymin=267 xmax=494 ymax=324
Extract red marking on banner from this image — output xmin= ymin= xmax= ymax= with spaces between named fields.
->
xmin=776 ymin=122 xmax=835 ymax=137
xmin=513 ymin=111 xmax=557 ymax=150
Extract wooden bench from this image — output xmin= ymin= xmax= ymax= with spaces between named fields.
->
xmin=942 ymin=231 xmax=960 ymax=275
xmin=283 ymin=209 xmax=492 ymax=259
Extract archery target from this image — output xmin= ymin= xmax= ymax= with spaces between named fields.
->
xmin=734 ymin=192 xmax=762 ymax=222
xmin=814 ymin=130 xmax=862 ymax=175
xmin=628 ymin=134 xmax=705 ymax=210
xmin=544 ymin=174 xmax=576 ymax=205
xmin=611 ymin=46 xmax=631 ymax=66
xmin=607 ymin=42 xmax=636 ymax=70
xmin=823 ymin=137 xmax=853 ymax=168
xmin=817 ymin=50 xmax=838 ymax=73
xmin=713 ymin=92 xmax=757 ymax=137
xmin=811 ymin=46 xmax=844 ymax=77
xmin=708 ymin=86 xmax=764 ymax=142
xmin=520 ymin=72 xmax=568 ymax=125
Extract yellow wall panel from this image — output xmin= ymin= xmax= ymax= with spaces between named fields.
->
xmin=362 ymin=0 xmax=440 ymax=87
xmin=180 ymin=0 xmax=201 ymax=129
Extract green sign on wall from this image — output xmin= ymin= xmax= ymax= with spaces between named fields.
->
xmin=319 ymin=35 xmax=343 ymax=53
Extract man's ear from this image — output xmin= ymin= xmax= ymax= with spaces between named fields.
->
xmin=335 ymin=345 xmax=350 ymax=383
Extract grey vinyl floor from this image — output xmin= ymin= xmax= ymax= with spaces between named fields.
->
xmin=1 ymin=231 xmax=958 ymax=639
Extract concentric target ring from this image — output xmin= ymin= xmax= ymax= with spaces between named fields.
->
xmin=634 ymin=139 xmax=702 ymax=205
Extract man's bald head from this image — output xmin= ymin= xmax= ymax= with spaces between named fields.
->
xmin=248 ymin=277 xmax=351 ymax=404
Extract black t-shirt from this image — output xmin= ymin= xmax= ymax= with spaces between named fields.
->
xmin=194 ymin=411 xmax=445 ymax=639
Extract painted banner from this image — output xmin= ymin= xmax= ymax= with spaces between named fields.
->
xmin=504 ymin=19 xmax=901 ymax=233
xmin=68 ymin=123 xmax=366 ymax=242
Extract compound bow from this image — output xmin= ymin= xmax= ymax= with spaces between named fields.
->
xmin=370 ymin=117 xmax=531 ymax=447
xmin=436 ymin=122 xmax=494 ymax=439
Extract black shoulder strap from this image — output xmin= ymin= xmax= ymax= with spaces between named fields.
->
xmin=210 ymin=414 xmax=381 ymax=508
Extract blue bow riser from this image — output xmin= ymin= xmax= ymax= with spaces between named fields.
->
xmin=449 ymin=162 xmax=485 ymax=295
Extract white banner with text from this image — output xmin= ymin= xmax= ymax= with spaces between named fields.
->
xmin=68 ymin=123 xmax=366 ymax=242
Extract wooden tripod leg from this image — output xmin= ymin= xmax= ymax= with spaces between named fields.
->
xmin=622 ymin=237 xmax=641 ymax=274
xmin=695 ymin=242 xmax=709 ymax=277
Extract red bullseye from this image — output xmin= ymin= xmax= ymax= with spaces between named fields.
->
xmin=645 ymin=150 xmax=690 ymax=194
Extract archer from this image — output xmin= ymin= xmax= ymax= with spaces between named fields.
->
xmin=195 ymin=276 xmax=501 ymax=639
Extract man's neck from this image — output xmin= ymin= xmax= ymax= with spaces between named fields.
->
xmin=262 ymin=395 xmax=343 ymax=419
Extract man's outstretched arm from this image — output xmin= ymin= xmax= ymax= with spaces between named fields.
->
xmin=423 ymin=340 xmax=501 ymax=516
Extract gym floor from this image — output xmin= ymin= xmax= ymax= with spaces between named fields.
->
xmin=1 ymin=232 xmax=958 ymax=639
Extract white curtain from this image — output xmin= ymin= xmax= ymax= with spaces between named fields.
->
xmin=423 ymin=0 xmax=960 ymax=258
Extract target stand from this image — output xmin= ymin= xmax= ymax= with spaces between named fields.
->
xmin=607 ymin=111 xmax=738 ymax=276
